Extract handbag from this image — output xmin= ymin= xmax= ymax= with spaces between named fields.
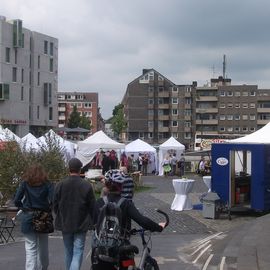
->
xmin=32 ymin=210 xmax=54 ymax=234
xmin=25 ymin=182 xmax=54 ymax=234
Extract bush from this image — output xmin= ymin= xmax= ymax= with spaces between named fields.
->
xmin=0 ymin=133 xmax=69 ymax=206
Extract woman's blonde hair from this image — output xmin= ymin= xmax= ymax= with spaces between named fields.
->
xmin=23 ymin=163 xmax=48 ymax=186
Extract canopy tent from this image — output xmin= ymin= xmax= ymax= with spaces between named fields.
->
xmin=76 ymin=130 xmax=125 ymax=166
xmin=38 ymin=129 xmax=76 ymax=161
xmin=230 ymin=121 xmax=270 ymax=143
xmin=158 ymin=137 xmax=185 ymax=176
xmin=125 ymin=139 xmax=157 ymax=173
xmin=20 ymin=133 xmax=39 ymax=151
xmin=0 ymin=128 xmax=21 ymax=142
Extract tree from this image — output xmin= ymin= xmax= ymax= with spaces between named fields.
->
xmin=68 ymin=105 xmax=81 ymax=128
xmin=80 ymin=113 xmax=91 ymax=130
xmin=111 ymin=103 xmax=127 ymax=139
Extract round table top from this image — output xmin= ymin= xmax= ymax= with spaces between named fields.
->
xmin=173 ymin=179 xmax=195 ymax=183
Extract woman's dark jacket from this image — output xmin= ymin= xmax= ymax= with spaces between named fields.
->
xmin=93 ymin=193 xmax=163 ymax=234
xmin=53 ymin=175 xmax=96 ymax=233
xmin=14 ymin=180 xmax=54 ymax=234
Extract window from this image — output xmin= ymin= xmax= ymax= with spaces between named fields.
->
xmin=185 ymin=121 xmax=191 ymax=127
xmin=172 ymin=109 xmax=178 ymax=115
xmin=250 ymin=103 xmax=256 ymax=108
xmin=77 ymin=103 xmax=82 ymax=108
xmin=250 ymin=91 xmax=256 ymax=96
xmin=5 ymin=48 xmax=10 ymax=63
xmin=37 ymin=72 xmax=40 ymax=86
xmin=250 ymin=127 xmax=255 ymax=131
xmin=243 ymin=126 xmax=248 ymax=132
xmin=49 ymin=58 xmax=53 ymax=72
xmin=219 ymin=103 xmax=225 ymax=108
xmin=21 ymin=69 xmax=24 ymax=83
xmin=227 ymin=103 xmax=233 ymax=108
xmin=37 ymin=106 xmax=40 ymax=119
xmin=29 ymin=71 xmax=31 ymax=85
xmin=0 ymin=84 xmax=10 ymax=100
xmin=235 ymin=127 xmax=240 ymax=132
xmin=220 ymin=91 xmax=225 ymax=96
xmin=235 ymin=91 xmax=241 ymax=97
xmin=250 ymin=114 xmax=256 ymax=120
xmin=148 ymin=121 xmax=153 ymax=128
xmin=84 ymin=102 xmax=92 ymax=108
xmin=234 ymin=115 xmax=240 ymax=120
xmin=148 ymin=86 xmax=154 ymax=92
xmin=242 ymin=91 xmax=248 ymax=96
xmin=185 ymin=97 xmax=192 ymax=104
xmin=148 ymin=98 xmax=154 ymax=105
xmin=139 ymin=132 xmax=144 ymax=139
xmin=15 ymin=50 xmax=17 ymax=64
xmin=242 ymin=103 xmax=248 ymax=108
xmin=12 ymin=67 xmax=17 ymax=82
xmin=158 ymin=75 xmax=164 ymax=81
xmin=50 ymin=42 xmax=53 ymax=56
xmin=172 ymin=132 xmax=178 ymax=138
xmin=172 ymin=120 xmax=178 ymax=127
xmin=185 ymin=109 xmax=191 ymax=116
xmin=49 ymin=107 xmax=53 ymax=120
xmin=44 ymin=40 xmax=48 ymax=54
xmin=158 ymin=109 xmax=163 ymax=115
xmin=184 ymin=133 xmax=191 ymax=139
xmin=172 ymin=87 xmax=178 ymax=92
xmin=220 ymin=115 xmax=225 ymax=120
xmin=148 ymin=132 xmax=153 ymax=139
xmin=38 ymin=55 xmax=40 ymax=69
xmin=227 ymin=127 xmax=233 ymax=132
xmin=186 ymin=86 xmax=192 ymax=92
xmin=158 ymin=86 xmax=164 ymax=92
xmin=227 ymin=115 xmax=233 ymax=120
xmin=242 ymin=115 xmax=248 ymax=120
xmin=235 ymin=103 xmax=240 ymax=108
xmin=172 ymin=97 xmax=178 ymax=104
xmin=44 ymin=83 xmax=52 ymax=106
xmin=227 ymin=91 xmax=233 ymax=97
xmin=220 ymin=127 xmax=225 ymax=132
xmin=148 ymin=109 xmax=154 ymax=115
xmin=21 ymin=86 xmax=24 ymax=101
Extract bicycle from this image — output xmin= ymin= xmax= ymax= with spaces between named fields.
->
xmin=118 ymin=209 xmax=169 ymax=270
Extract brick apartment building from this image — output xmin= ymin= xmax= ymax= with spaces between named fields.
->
xmin=57 ymin=92 xmax=104 ymax=134
xmin=122 ymin=69 xmax=270 ymax=150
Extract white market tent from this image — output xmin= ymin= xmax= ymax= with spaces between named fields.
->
xmin=76 ymin=130 xmax=125 ymax=166
xmin=38 ymin=129 xmax=76 ymax=161
xmin=125 ymin=139 xmax=157 ymax=173
xmin=20 ymin=133 xmax=39 ymax=151
xmin=0 ymin=128 xmax=21 ymax=142
xmin=230 ymin=121 xmax=270 ymax=143
xmin=158 ymin=137 xmax=185 ymax=176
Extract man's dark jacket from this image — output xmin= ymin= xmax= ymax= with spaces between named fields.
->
xmin=53 ymin=175 xmax=96 ymax=233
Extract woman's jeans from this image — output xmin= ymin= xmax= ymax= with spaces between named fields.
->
xmin=62 ymin=232 xmax=86 ymax=270
xmin=24 ymin=232 xmax=49 ymax=270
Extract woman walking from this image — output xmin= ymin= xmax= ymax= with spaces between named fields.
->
xmin=14 ymin=163 xmax=54 ymax=270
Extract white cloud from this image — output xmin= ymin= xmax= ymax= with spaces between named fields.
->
xmin=2 ymin=0 xmax=270 ymax=118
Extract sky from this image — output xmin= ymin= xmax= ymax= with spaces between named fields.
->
xmin=2 ymin=0 xmax=270 ymax=119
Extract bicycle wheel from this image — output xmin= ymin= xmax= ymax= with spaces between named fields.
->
xmin=143 ymin=256 xmax=159 ymax=270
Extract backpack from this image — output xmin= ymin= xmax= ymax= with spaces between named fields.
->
xmin=92 ymin=196 xmax=126 ymax=263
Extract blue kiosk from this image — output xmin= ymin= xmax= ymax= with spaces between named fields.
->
xmin=211 ymin=123 xmax=270 ymax=212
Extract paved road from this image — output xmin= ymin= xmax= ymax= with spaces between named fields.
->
xmin=0 ymin=174 xmax=259 ymax=269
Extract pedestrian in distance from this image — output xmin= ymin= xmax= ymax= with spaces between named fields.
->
xmin=178 ymin=153 xmax=185 ymax=177
xmin=53 ymin=158 xmax=96 ymax=270
xmin=14 ymin=163 xmax=54 ymax=270
xmin=170 ymin=153 xmax=178 ymax=176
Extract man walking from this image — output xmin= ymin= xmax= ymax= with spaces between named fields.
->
xmin=54 ymin=158 xmax=96 ymax=270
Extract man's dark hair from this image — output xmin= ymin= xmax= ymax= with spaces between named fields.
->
xmin=68 ymin=158 xmax=83 ymax=173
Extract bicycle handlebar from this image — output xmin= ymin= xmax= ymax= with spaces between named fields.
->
xmin=156 ymin=209 xmax=169 ymax=228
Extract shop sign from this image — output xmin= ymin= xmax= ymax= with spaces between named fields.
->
xmin=216 ymin=157 xmax=228 ymax=166
xmin=0 ymin=119 xmax=27 ymax=125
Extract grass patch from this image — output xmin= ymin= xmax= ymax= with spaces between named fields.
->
xmin=134 ymin=185 xmax=153 ymax=193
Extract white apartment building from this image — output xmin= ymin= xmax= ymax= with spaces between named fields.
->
xmin=0 ymin=16 xmax=58 ymax=137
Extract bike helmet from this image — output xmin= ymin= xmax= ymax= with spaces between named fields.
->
xmin=104 ymin=169 xmax=127 ymax=185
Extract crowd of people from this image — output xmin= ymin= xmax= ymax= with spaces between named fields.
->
xmin=161 ymin=152 xmax=186 ymax=177
xmin=13 ymin=158 xmax=165 ymax=270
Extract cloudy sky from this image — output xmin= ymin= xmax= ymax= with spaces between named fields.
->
xmin=2 ymin=0 xmax=270 ymax=118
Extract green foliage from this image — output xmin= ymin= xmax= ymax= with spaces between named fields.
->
xmin=80 ymin=113 xmax=91 ymax=130
xmin=111 ymin=103 xmax=127 ymax=137
xmin=0 ymin=134 xmax=68 ymax=205
xmin=68 ymin=105 xmax=81 ymax=128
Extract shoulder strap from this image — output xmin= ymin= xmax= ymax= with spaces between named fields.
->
xmin=117 ymin=197 xmax=125 ymax=207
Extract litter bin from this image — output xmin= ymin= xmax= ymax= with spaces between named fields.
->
xmin=202 ymin=192 xmax=220 ymax=219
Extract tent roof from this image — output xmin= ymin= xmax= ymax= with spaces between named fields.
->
xmin=78 ymin=130 xmax=124 ymax=149
xmin=230 ymin=122 xmax=270 ymax=144
xmin=159 ymin=137 xmax=185 ymax=150
xmin=0 ymin=128 xmax=21 ymax=142
xmin=125 ymin=139 xmax=156 ymax=153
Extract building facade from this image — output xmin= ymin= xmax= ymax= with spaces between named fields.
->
xmin=122 ymin=69 xmax=270 ymax=150
xmin=0 ymin=16 xmax=58 ymax=137
xmin=57 ymin=92 xmax=103 ymax=134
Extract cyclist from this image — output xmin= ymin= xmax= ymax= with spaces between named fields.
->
xmin=91 ymin=169 xmax=166 ymax=270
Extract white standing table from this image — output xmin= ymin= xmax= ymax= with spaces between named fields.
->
xmin=203 ymin=176 xmax=212 ymax=192
xmin=171 ymin=179 xmax=195 ymax=211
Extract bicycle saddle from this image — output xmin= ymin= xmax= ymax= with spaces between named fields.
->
xmin=119 ymin=244 xmax=139 ymax=254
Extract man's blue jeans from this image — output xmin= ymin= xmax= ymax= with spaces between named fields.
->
xmin=62 ymin=232 xmax=87 ymax=270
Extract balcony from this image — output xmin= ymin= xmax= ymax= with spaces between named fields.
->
xmin=58 ymin=107 xmax=66 ymax=112
xmin=196 ymin=96 xmax=218 ymax=101
xmin=195 ymin=119 xmax=218 ymax=125
xmin=257 ymin=108 xmax=270 ymax=113
xmin=158 ymin=104 xmax=170 ymax=109
xmin=257 ymin=120 xmax=270 ymax=125
xmin=196 ymin=108 xmax=218 ymax=113
xmin=158 ymin=92 xmax=169 ymax=98
xmin=158 ymin=126 xmax=169 ymax=132
xmin=158 ymin=115 xmax=170 ymax=121
xmin=58 ymin=116 xmax=66 ymax=120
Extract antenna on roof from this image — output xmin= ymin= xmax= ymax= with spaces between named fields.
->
xmin=223 ymin=54 xmax=226 ymax=79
